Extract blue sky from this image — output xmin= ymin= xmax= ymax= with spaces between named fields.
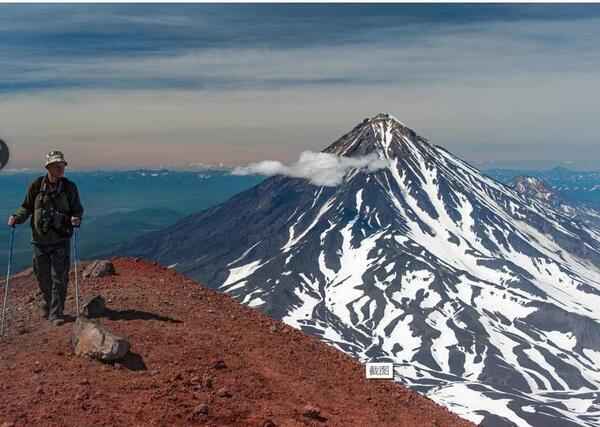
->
xmin=1 ymin=4 xmax=600 ymax=170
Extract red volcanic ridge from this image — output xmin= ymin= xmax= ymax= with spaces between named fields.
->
xmin=0 ymin=258 xmax=474 ymax=427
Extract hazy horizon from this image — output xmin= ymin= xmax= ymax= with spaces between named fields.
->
xmin=2 ymin=4 xmax=600 ymax=170
xmin=3 ymin=160 xmax=600 ymax=174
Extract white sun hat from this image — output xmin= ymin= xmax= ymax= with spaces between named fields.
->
xmin=44 ymin=150 xmax=68 ymax=168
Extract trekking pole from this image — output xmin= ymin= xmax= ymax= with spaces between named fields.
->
xmin=73 ymin=226 xmax=81 ymax=317
xmin=1 ymin=225 xmax=16 ymax=337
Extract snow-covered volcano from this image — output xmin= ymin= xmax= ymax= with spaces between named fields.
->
xmin=116 ymin=113 xmax=600 ymax=427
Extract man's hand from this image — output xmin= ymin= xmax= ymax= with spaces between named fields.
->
xmin=7 ymin=215 xmax=16 ymax=227
xmin=71 ymin=216 xmax=81 ymax=227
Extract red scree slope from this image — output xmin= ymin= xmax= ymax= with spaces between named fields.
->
xmin=0 ymin=257 xmax=476 ymax=427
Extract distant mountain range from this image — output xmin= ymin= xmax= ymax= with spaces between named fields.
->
xmin=510 ymin=175 xmax=600 ymax=231
xmin=0 ymin=170 xmax=264 ymax=272
xmin=487 ymin=167 xmax=600 ymax=209
xmin=114 ymin=114 xmax=600 ymax=427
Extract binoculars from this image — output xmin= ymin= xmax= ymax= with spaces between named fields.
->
xmin=39 ymin=207 xmax=69 ymax=235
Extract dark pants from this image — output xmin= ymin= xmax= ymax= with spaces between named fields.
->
xmin=32 ymin=240 xmax=71 ymax=319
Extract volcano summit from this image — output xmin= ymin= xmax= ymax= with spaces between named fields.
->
xmin=116 ymin=114 xmax=600 ymax=427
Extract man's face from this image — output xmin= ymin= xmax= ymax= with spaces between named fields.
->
xmin=47 ymin=162 xmax=66 ymax=178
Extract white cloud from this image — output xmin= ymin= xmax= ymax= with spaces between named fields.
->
xmin=232 ymin=151 xmax=389 ymax=186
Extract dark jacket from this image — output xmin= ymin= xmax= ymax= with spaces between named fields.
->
xmin=12 ymin=175 xmax=84 ymax=245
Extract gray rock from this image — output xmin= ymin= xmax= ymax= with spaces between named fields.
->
xmin=302 ymin=405 xmax=321 ymax=419
xmin=71 ymin=317 xmax=129 ymax=361
xmin=83 ymin=260 xmax=116 ymax=278
xmin=193 ymin=403 xmax=209 ymax=415
xmin=216 ymin=387 xmax=232 ymax=398
xmin=213 ymin=359 xmax=226 ymax=369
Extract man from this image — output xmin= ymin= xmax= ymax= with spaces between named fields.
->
xmin=7 ymin=151 xmax=84 ymax=326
